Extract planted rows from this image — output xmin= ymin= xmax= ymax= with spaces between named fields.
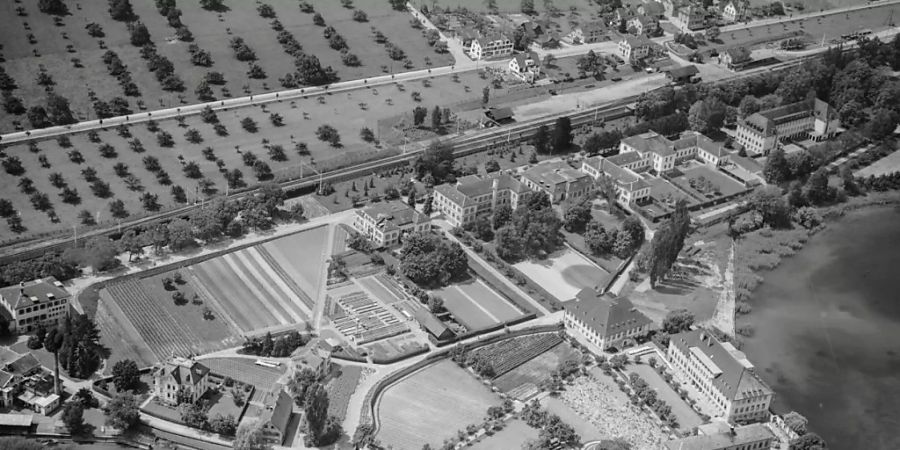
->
xmin=255 ymin=245 xmax=314 ymax=311
xmin=473 ymin=333 xmax=563 ymax=378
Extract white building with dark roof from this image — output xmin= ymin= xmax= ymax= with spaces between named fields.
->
xmin=735 ymin=98 xmax=838 ymax=155
xmin=0 ymin=277 xmax=70 ymax=334
xmin=582 ymin=156 xmax=651 ymax=205
xmin=508 ymin=52 xmax=542 ymax=82
xmin=620 ymin=131 xmax=678 ymax=173
xmin=668 ymin=330 xmax=774 ymax=423
xmin=257 ymin=387 xmax=293 ymax=446
xmin=618 ymin=36 xmax=652 ymax=62
xmin=432 ymin=174 xmax=530 ymax=228
xmin=154 ymin=357 xmax=211 ymax=406
xmin=352 ymin=201 xmax=430 ymax=248
xmin=521 ymin=161 xmax=593 ymax=204
xmin=468 ymin=34 xmax=513 ymax=60
xmin=663 ymin=422 xmax=776 ymax=450
xmin=564 ymin=288 xmax=652 ymax=351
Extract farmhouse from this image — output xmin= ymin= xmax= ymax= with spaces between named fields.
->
xmin=581 ymin=156 xmax=651 ymax=205
xmin=721 ymin=0 xmax=748 ymax=23
xmin=508 ymin=52 xmax=542 ymax=82
xmin=352 ymin=201 xmax=431 ymax=248
xmin=432 ymin=173 xmax=530 ymax=227
xmin=153 ymin=357 xmax=211 ymax=406
xmin=668 ymin=330 xmax=774 ymax=423
xmin=521 ymin=161 xmax=593 ymax=203
xmin=256 ymin=387 xmax=293 ymax=446
xmin=719 ymin=46 xmax=752 ymax=70
xmin=672 ymin=5 xmax=707 ymax=31
xmin=291 ymin=339 xmax=332 ymax=378
xmin=618 ymin=36 xmax=652 ymax=63
xmin=664 ymin=421 xmax=777 ymax=450
xmin=0 ymin=277 xmax=70 ymax=334
xmin=628 ymin=15 xmax=659 ymax=35
xmin=666 ymin=65 xmax=699 ymax=84
xmin=413 ymin=309 xmax=454 ymax=341
xmin=735 ymin=98 xmax=839 ymax=155
xmin=468 ymin=34 xmax=514 ymax=60
xmin=564 ymin=289 xmax=652 ymax=351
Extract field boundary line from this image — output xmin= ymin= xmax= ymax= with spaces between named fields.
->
xmin=453 ymin=285 xmax=501 ymax=324
xmin=236 ymin=249 xmax=307 ymax=324
xmin=187 ymin=268 xmax=248 ymax=336
xmin=474 ymin=279 xmax=523 ymax=318
xmin=221 ymin=253 xmax=291 ymax=326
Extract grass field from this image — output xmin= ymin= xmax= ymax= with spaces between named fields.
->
xmin=95 ymin=292 xmax=158 ymax=373
xmin=200 ymin=357 xmax=284 ymax=390
xmin=469 ymin=419 xmax=539 ymax=450
xmin=514 ymin=248 xmax=610 ymax=302
xmin=856 ymin=150 xmax=900 ymax=178
xmin=430 ymin=277 xmax=524 ymax=330
xmin=376 ymin=359 xmax=501 ymax=449
xmin=325 ymin=365 xmax=363 ymax=422
xmin=363 ymin=333 xmax=428 ymax=361
xmin=626 ymin=363 xmax=702 ymax=430
xmin=493 ymin=341 xmax=579 ymax=392
xmin=669 ymin=163 xmax=749 ymax=201
xmin=259 ymin=225 xmax=328 ymax=297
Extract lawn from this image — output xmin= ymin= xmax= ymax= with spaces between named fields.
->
xmin=205 ymin=390 xmax=247 ymax=422
xmin=469 ymin=419 xmax=539 ymax=450
xmin=376 ymin=359 xmax=501 ymax=449
xmin=669 ymin=163 xmax=748 ymax=201
xmin=647 ymin=177 xmax=697 ymax=209
xmin=431 ymin=277 xmax=524 ymax=331
xmin=493 ymin=341 xmax=580 ymax=393
xmin=199 ymin=358 xmax=284 ymax=391
xmin=142 ymin=400 xmax=183 ymax=424
xmin=626 ymin=363 xmax=702 ymax=430
xmin=259 ymin=225 xmax=329 ymax=297
xmin=363 ymin=334 xmax=429 ymax=362
xmin=856 ymin=150 xmax=900 ymax=178
xmin=514 ymin=248 xmax=610 ymax=302
xmin=325 ymin=365 xmax=363 ymax=422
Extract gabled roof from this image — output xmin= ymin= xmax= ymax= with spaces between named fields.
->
xmin=0 ymin=277 xmax=70 ymax=310
xmin=523 ymin=161 xmax=589 ymax=188
xmin=512 ymin=52 xmax=540 ymax=69
xmin=163 ymin=358 xmax=209 ymax=386
xmin=639 ymin=1 xmax=665 ymax=16
xmin=724 ymin=46 xmax=751 ymax=62
xmin=674 ymin=131 xmax=728 ymax=158
xmin=663 ymin=423 xmax=775 ymax=450
xmin=259 ymin=388 xmax=293 ymax=441
xmin=0 ymin=370 xmax=14 ymax=388
xmin=630 ymin=15 xmax=656 ymax=26
xmin=597 ymin=158 xmax=650 ymax=192
xmin=475 ymin=33 xmax=509 ymax=47
xmin=622 ymin=131 xmax=675 ymax=157
xmin=741 ymin=98 xmax=821 ymax=136
xmin=666 ymin=64 xmax=699 ymax=79
xmin=565 ymin=289 xmax=652 ymax=338
xmin=670 ymin=330 xmax=772 ymax=402
xmin=6 ymin=353 xmax=41 ymax=376
xmin=622 ymin=36 xmax=652 ymax=48
xmin=606 ymin=152 xmax=644 ymax=166
xmin=581 ymin=20 xmax=606 ymax=34
xmin=413 ymin=309 xmax=453 ymax=339
xmin=357 ymin=201 xmax=428 ymax=233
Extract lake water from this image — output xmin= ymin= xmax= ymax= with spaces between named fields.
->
xmin=740 ymin=206 xmax=900 ymax=450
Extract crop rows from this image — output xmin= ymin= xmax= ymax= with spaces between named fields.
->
xmin=325 ymin=365 xmax=363 ymax=421
xmin=255 ymin=245 xmax=314 ymax=311
xmin=474 ymin=333 xmax=563 ymax=378
xmin=105 ymin=279 xmax=202 ymax=360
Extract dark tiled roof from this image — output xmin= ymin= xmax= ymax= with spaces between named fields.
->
xmin=663 ymin=423 xmax=775 ymax=450
xmin=606 ymin=152 xmax=644 ymax=166
xmin=523 ymin=161 xmax=589 ymax=187
xmin=6 ymin=353 xmax=41 ymax=376
xmin=667 ymin=65 xmax=699 ymax=79
xmin=414 ymin=309 xmax=452 ymax=339
xmin=565 ymin=289 xmax=652 ymax=338
xmin=0 ymin=277 xmax=69 ymax=309
xmin=434 ymin=174 xmax=528 ymax=208
xmin=0 ymin=370 xmax=14 ymax=387
xmin=165 ymin=359 xmax=209 ymax=386
xmin=259 ymin=388 xmax=293 ymax=441
xmin=358 ymin=201 xmax=428 ymax=233
xmin=622 ymin=131 xmax=675 ymax=157
xmin=670 ymin=330 xmax=772 ymax=402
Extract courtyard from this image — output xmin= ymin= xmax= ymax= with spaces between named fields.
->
xmin=514 ymin=247 xmax=611 ymax=302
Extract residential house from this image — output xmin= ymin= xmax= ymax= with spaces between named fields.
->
xmin=508 ymin=52 xmax=542 ymax=82
xmin=291 ymin=339 xmax=332 ymax=378
xmin=722 ymin=0 xmax=748 ymax=23
xmin=614 ymin=7 xmax=637 ymax=24
xmin=719 ymin=46 xmax=752 ymax=70
xmin=661 ymin=0 xmax=684 ymax=18
xmin=668 ymin=330 xmax=774 ymax=423
xmin=582 ymin=156 xmax=652 ymax=205
xmin=432 ymin=173 xmax=530 ymax=227
xmin=521 ymin=161 xmax=593 ymax=203
xmin=0 ymin=277 xmax=70 ymax=334
xmin=352 ymin=201 xmax=430 ymax=248
xmin=538 ymin=32 xmax=562 ymax=48
xmin=154 ymin=357 xmax=211 ymax=406
xmin=618 ymin=36 xmax=652 ymax=63
xmin=673 ymin=5 xmax=707 ymax=31
xmin=457 ymin=27 xmax=479 ymax=52
xmin=578 ymin=21 xmax=608 ymax=44
xmin=468 ymin=34 xmax=513 ymax=60
xmin=257 ymin=387 xmax=293 ymax=446
xmin=665 ymin=64 xmax=700 ymax=84
xmin=638 ymin=1 xmax=666 ymax=19
xmin=735 ymin=98 xmax=838 ymax=155
xmin=519 ymin=21 xmax=543 ymax=39
xmin=628 ymin=15 xmax=659 ymax=35
xmin=413 ymin=309 xmax=455 ymax=340
xmin=663 ymin=422 xmax=777 ymax=450
xmin=564 ymin=289 xmax=652 ymax=351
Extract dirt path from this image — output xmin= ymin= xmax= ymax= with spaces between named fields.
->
xmin=704 ymin=241 xmax=736 ymax=337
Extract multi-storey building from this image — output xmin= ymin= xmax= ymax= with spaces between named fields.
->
xmin=673 ymin=5 xmax=707 ymax=31
xmin=582 ymin=156 xmax=651 ymax=205
xmin=620 ymin=131 xmax=677 ymax=173
xmin=521 ymin=161 xmax=593 ymax=203
xmin=578 ymin=21 xmax=608 ymax=43
xmin=663 ymin=422 xmax=777 ymax=450
xmin=719 ymin=46 xmax=752 ymax=70
xmin=352 ymin=201 xmax=430 ymax=248
xmin=721 ymin=0 xmax=748 ymax=23
xmin=735 ymin=98 xmax=838 ymax=155
xmin=468 ymin=34 xmax=513 ymax=60
xmin=154 ymin=357 xmax=211 ymax=406
xmin=668 ymin=330 xmax=774 ymax=423
xmin=628 ymin=15 xmax=659 ymax=35
xmin=432 ymin=174 xmax=530 ymax=227
xmin=618 ymin=36 xmax=652 ymax=63
xmin=564 ymin=288 xmax=652 ymax=351
xmin=638 ymin=0 xmax=665 ymax=19
xmin=257 ymin=387 xmax=293 ymax=446
xmin=0 ymin=278 xmax=70 ymax=334
xmin=673 ymin=131 xmax=731 ymax=166
xmin=508 ymin=52 xmax=542 ymax=82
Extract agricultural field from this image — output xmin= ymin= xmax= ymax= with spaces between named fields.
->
xmin=94 ymin=291 xmax=158 ymax=372
xmin=430 ymin=277 xmax=524 ymax=331
xmin=470 ymin=333 xmax=564 ymax=378
xmin=0 ymin=0 xmax=454 ymax=133
xmin=493 ymin=341 xmax=580 ymax=393
xmin=469 ymin=419 xmax=539 ymax=450
xmin=856 ymin=149 xmax=900 ymax=178
xmin=363 ymin=333 xmax=429 ymax=362
xmin=325 ymin=365 xmax=363 ymax=422
xmin=514 ymin=247 xmax=611 ymax=302
xmin=200 ymin=357 xmax=284 ymax=390
xmin=376 ymin=359 xmax=502 ymax=449
xmin=327 ymin=283 xmax=408 ymax=344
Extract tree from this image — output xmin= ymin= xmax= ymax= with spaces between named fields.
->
xmin=577 ymin=50 xmax=604 ymax=77
xmin=866 ymin=108 xmax=898 ymax=141
xmin=789 ymin=433 xmax=828 ymax=450
xmin=129 ymin=22 xmax=151 ymax=47
xmin=316 ymin=125 xmax=341 ymax=146
xmin=108 ymin=0 xmax=135 ymax=21
xmin=180 ymin=401 xmax=208 ymax=429
xmin=241 ymin=117 xmax=258 ymax=133
xmin=167 ymin=218 xmax=194 ymax=250
xmin=44 ymin=328 xmax=64 ymax=394
xmin=109 ymin=199 xmax=129 ymax=219
xmin=621 ymin=216 xmax=645 ymax=248
xmin=112 ymin=359 xmax=141 ymax=392
xmin=400 ymin=233 xmax=468 ymax=286
xmin=234 ymin=419 xmax=270 ymax=450
xmin=303 ymin=383 xmax=330 ymax=446
xmin=431 ymin=105 xmax=443 ymax=130
xmin=804 ymin=168 xmax=834 ymax=205
xmin=353 ymin=10 xmax=368 ymax=21
xmin=644 ymin=200 xmax=690 ymax=286
xmin=688 ymin=98 xmax=726 ymax=134
xmin=413 ymin=106 xmax=428 ymax=126
xmin=482 ymin=85 xmax=490 ymax=104
xmin=209 ymin=414 xmax=237 ymax=436
xmin=62 ymin=402 xmax=86 ymax=434
xmin=27 ymin=106 xmax=52 ymax=129
xmin=763 ymin=147 xmax=790 ymax=184
xmin=39 ymin=0 xmax=68 ymax=15
xmin=360 ymin=127 xmax=375 ymax=143
xmin=533 ymin=125 xmax=550 ymax=154
xmin=105 ymin=392 xmax=140 ymax=431
xmin=662 ymin=309 xmax=694 ymax=334
xmin=551 ymin=117 xmax=572 ymax=153
xmin=521 ymin=0 xmax=536 ymax=14
xmin=563 ymin=201 xmax=592 ymax=232
xmin=748 ymin=186 xmax=790 ymax=228
xmin=783 ymin=411 xmax=809 ymax=436
xmin=46 ymin=93 xmax=76 ymax=125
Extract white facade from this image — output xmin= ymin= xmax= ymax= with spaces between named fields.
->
xmin=468 ymin=35 xmax=513 ymax=60
xmin=432 ymin=175 xmax=528 ymax=228
xmin=352 ymin=201 xmax=430 ymax=247
xmin=0 ymin=278 xmax=70 ymax=334
xmin=618 ymin=38 xmax=651 ymax=62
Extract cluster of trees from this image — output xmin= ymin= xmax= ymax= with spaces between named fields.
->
xmin=27 ymin=314 xmax=108 ymax=392
xmin=520 ymin=399 xmax=581 ymax=450
xmin=100 ymin=50 xmax=140 ymax=98
xmin=399 ymin=232 xmax=468 ymax=287
xmin=241 ymin=331 xmax=307 ymax=357
xmin=583 ymin=215 xmax=644 ymax=259
xmin=139 ymin=37 xmax=185 ymax=91
xmin=411 ymin=105 xmax=448 ymax=131
xmin=639 ymin=200 xmax=690 ymax=286
xmin=155 ymin=0 xmax=194 ymax=41
xmin=283 ymin=368 xmax=342 ymax=447
xmin=269 ymin=8 xmax=340 ymax=87
xmin=413 ymin=140 xmax=456 ymax=186
xmin=628 ymin=371 xmax=679 ymax=427
xmin=21 ymin=92 xmax=77 ymax=129
xmin=532 ymin=117 xmax=574 ymax=155
xmin=495 ymin=193 xmax=563 ymax=262
xmin=111 ymin=359 xmax=141 ymax=392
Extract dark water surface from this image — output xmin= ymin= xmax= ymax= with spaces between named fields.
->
xmin=741 ymin=206 xmax=900 ymax=450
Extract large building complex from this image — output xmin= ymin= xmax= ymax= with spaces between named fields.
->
xmin=735 ymin=98 xmax=839 ymax=155
xmin=432 ymin=173 xmax=531 ymax=228
xmin=352 ymin=201 xmax=431 ymax=248
xmin=663 ymin=422 xmax=777 ymax=450
xmin=521 ymin=161 xmax=593 ymax=203
xmin=668 ymin=330 xmax=774 ymax=424
xmin=0 ymin=277 xmax=70 ymax=334
xmin=564 ymin=288 xmax=652 ymax=351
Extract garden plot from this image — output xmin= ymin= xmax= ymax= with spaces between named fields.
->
xmin=493 ymin=341 xmax=580 ymax=394
xmin=200 ymin=357 xmax=284 ymax=390
xmin=471 ymin=333 xmax=564 ymax=378
xmin=376 ymin=359 xmax=501 ymax=449
xmin=668 ymin=164 xmax=748 ymax=201
xmin=430 ymin=277 xmax=524 ymax=331
xmin=325 ymin=365 xmax=363 ymax=422
xmin=626 ymin=363 xmax=702 ymax=430
xmin=95 ymin=294 xmax=158 ymax=372
xmin=514 ymin=248 xmax=610 ymax=302
xmin=856 ymin=150 xmax=900 ymax=178
xmin=327 ymin=284 xmax=408 ymax=345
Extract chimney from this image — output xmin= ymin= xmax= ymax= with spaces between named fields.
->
xmin=19 ymin=281 xmax=24 ymax=296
